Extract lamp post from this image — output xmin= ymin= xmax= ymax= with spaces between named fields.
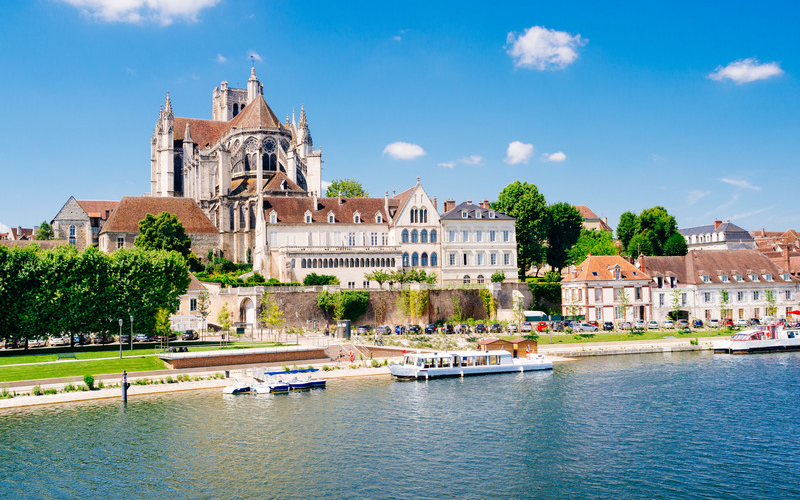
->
xmin=130 ymin=315 xmax=134 ymax=351
xmin=118 ymin=318 xmax=123 ymax=358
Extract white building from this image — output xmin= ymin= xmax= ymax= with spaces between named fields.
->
xmin=679 ymin=220 xmax=755 ymax=251
xmin=439 ymin=200 xmax=517 ymax=284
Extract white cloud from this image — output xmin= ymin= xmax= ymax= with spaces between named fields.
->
xmin=383 ymin=142 xmax=425 ymax=160
xmin=506 ymin=26 xmax=586 ymax=70
xmin=125 ymin=67 xmax=136 ymax=75
xmin=687 ymin=189 xmax=711 ymax=206
xmin=708 ymin=58 xmax=783 ymax=84
xmin=437 ymin=162 xmax=456 ymax=169
xmin=651 ymin=153 xmax=664 ymax=162
xmin=215 ymin=53 xmax=227 ymax=63
xmin=730 ymin=206 xmax=774 ymax=221
xmin=248 ymin=50 xmax=263 ymax=62
xmin=0 ymin=222 xmax=9 ymax=236
xmin=505 ymin=141 xmax=534 ymax=165
xmin=542 ymin=151 xmax=566 ymax=162
xmin=719 ymin=178 xmax=762 ymax=191
xmin=321 ymin=180 xmax=332 ymax=193
xmin=393 ymin=35 xmax=402 ymax=42
xmin=460 ymin=155 xmax=483 ymax=165
xmin=59 ymin=0 xmax=219 ymax=25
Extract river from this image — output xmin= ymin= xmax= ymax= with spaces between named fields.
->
xmin=2 ymin=351 xmax=799 ymax=499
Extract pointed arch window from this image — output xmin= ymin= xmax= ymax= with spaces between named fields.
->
xmin=420 ymin=229 xmax=428 ymax=243
xmin=411 ymin=252 xmax=419 ymax=267
xmin=402 ymin=229 xmax=409 ymax=243
xmin=430 ymin=230 xmax=438 ymax=243
xmin=411 ymin=230 xmax=419 ymax=243
xmin=328 ymin=212 xmax=335 ymax=224
xmin=304 ymin=211 xmax=312 ymax=224
xmin=402 ymin=253 xmax=410 ymax=267
xmin=431 ymin=252 xmax=438 ymax=266
xmin=354 ymin=212 xmax=361 ymax=224
xmin=421 ymin=252 xmax=428 ymax=266
xmin=376 ymin=212 xmax=383 ymax=223
xmin=421 ymin=208 xmax=428 ymax=223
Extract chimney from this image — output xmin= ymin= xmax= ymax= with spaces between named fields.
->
xmin=467 ymin=199 xmax=472 ymax=205
xmin=714 ymin=219 xmax=722 ymax=230
xmin=313 ymin=193 xmax=318 ymax=210
xmin=479 ymin=199 xmax=490 ymax=209
xmin=637 ymin=253 xmax=645 ymax=270
xmin=443 ymin=199 xmax=455 ymax=213
xmin=784 ymin=244 xmax=791 ymax=272
xmin=761 ymin=228 xmax=766 ymax=237
xmin=433 ymin=197 xmax=437 ymax=211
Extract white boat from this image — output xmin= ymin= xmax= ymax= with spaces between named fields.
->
xmin=713 ymin=324 xmax=800 ymax=354
xmin=389 ymin=349 xmax=553 ymax=379
xmin=222 ymin=380 xmax=252 ymax=394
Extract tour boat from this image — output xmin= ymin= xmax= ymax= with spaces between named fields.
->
xmin=713 ymin=324 xmax=800 ymax=354
xmin=389 ymin=349 xmax=553 ymax=379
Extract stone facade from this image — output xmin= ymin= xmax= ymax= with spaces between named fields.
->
xmin=51 ymin=197 xmax=118 ymax=249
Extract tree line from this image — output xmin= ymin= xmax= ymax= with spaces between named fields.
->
xmin=0 ymin=245 xmax=190 ymax=345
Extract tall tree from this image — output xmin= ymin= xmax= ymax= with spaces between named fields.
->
xmin=326 ymin=178 xmax=368 ymax=198
xmin=259 ymin=291 xmax=285 ymax=336
xmin=35 ymin=221 xmax=54 ymax=241
xmin=544 ymin=203 xmax=583 ymax=272
xmin=663 ymin=232 xmax=689 ymax=256
xmin=637 ymin=206 xmax=678 ymax=256
xmin=616 ymin=211 xmax=638 ymax=250
xmin=569 ymin=229 xmax=620 ymax=265
xmin=491 ymin=181 xmax=548 ymax=278
xmin=134 ymin=212 xmax=192 ymax=258
xmin=626 ymin=233 xmax=653 ymax=256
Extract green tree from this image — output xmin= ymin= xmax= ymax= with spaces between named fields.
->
xmin=670 ymin=288 xmax=682 ymax=321
xmin=765 ymin=289 xmax=777 ymax=318
xmin=259 ymin=291 xmax=285 ymax=335
xmin=544 ymin=202 xmax=583 ymax=273
xmin=626 ymin=233 xmax=653 ymax=257
xmin=326 ymin=178 xmax=368 ymax=198
xmin=316 ymin=290 xmax=369 ymax=322
xmin=134 ymin=212 xmax=192 ymax=258
xmin=491 ymin=181 xmax=548 ymax=278
xmin=303 ymin=273 xmax=340 ymax=286
xmin=491 ymin=270 xmax=505 ymax=283
xmin=35 ymin=221 xmax=54 ymax=240
xmin=637 ymin=206 xmax=679 ymax=256
xmin=364 ymin=269 xmax=392 ymax=288
xmin=568 ymin=229 xmax=620 ymax=265
xmin=617 ymin=288 xmax=631 ymax=326
xmin=197 ymin=289 xmax=210 ymax=338
xmin=616 ymin=211 xmax=638 ymax=250
xmin=663 ymin=232 xmax=688 ymax=256
xmin=719 ymin=289 xmax=730 ymax=320
xmin=217 ymin=302 xmax=232 ymax=337
xmin=155 ymin=307 xmax=172 ymax=343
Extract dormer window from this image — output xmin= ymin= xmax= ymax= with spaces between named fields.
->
xmin=475 ymin=211 xmax=482 ymax=219
xmin=354 ymin=212 xmax=361 ymax=224
xmin=304 ymin=211 xmax=312 ymax=224
xmin=750 ymin=274 xmax=758 ymax=282
xmin=591 ymin=271 xmax=599 ymax=277
xmin=735 ymin=274 xmax=743 ymax=282
xmin=702 ymin=275 xmax=710 ymax=283
xmin=488 ymin=211 xmax=495 ymax=219
xmin=376 ymin=212 xmax=383 ymax=224
xmin=269 ymin=210 xmax=277 ymax=224
xmin=328 ymin=211 xmax=335 ymax=224
xmin=614 ymin=268 xmax=621 ymax=280
xmin=721 ymin=275 xmax=729 ymax=282
xmin=765 ymin=274 xmax=773 ymax=281
xmin=461 ymin=211 xmax=468 ymax=219
xmin=783 ymin=273 xmax=791 ymax=281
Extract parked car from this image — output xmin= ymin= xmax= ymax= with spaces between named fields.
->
xmin=135 ymin=333 xmax=155 ymax=342
xmin=551 ymin=321 xmax=565 ymax=332
xmin=587 ymin=320 xmax=599 ymax=328
xmin=662 ymin=319 xmax=674 ymax=329
xmin=618 ymin=321 xmax=632 ymax=330
xmin=394 ymin=325 xmax=406 ymax=335
xmin=733 ymin=319 xmax=747 ymax=327
xmin=72 ymin=334 xmax=88 ymax=345
xmin=692 ymin=319 xmax=704 ymax=328
xmin=647 ymin=320 xmax=659 ymax=329
xmin=407 ymin=325 xmax=421 ymax=334
xmin=424 ymin=324 xmax=436 ymax=334
xmin=576 ymin=322 xmax=599 ymax=332
xmin=49 ymin=335 xmax=70 ymax=346
xmin=443 ymin=324 xmax=455 ymax=334
xmin=709 ymin=319 xmax=720 ymax=328
xmin=120 ymin=333 xmax=132 ymax=344
xmin=475 ymin=324 xmax=487 ymax=334
xmin=2 ymin=338 xmax=19 ymax=349
xmin=28 ymin=337 xmax=46 ymax=347
xmin=521 ymin=322 xmax=533 ymax=332
xmin=489 ymin=324 xmax=502 ymax=333
xmin=91 ymin=333 xmax=114 ymax=344
xmin=603 ymin=321 xmax=614 ymax=331
xmin=677 ymin=319 xmax=689 ymax=329
xmin=507 ymin=323 xmax=518 ymax=333
xmin=158 ymin=332 xmax=178 ymax=342
xmin=182 ymin=330 xmax=199 ymax=340
xmin=633 ymin=320 xmax=646 ymax=329
xmin=536 ymin=322 xmax=549 ymax=332
xmin=355 ymin=325 xmax=371 ymax=335
xmin=722 ymin=319 xmax=734 ymax=327
xmin=375 ymin=326 xmax=391 ymax=335
xmin=748 ymin=318 xmax=761 ymax=326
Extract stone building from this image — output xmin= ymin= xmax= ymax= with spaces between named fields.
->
xmin=51 ymin=197 xmax=118 ymax=249
xmin=98 ymin=196 xmax=219 ymax=257
xmin=679 ymin=219 xmax=755 ymax=251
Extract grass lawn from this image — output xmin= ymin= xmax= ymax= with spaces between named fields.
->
xmin=0 ymin=356 xmax=167 ymax=383
xmin=504 ymin=329 xmax=731 ymax=345
xmin=0 ymin=341 xmax=286 ymax=367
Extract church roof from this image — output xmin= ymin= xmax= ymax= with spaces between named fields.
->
xmin=264 ymin=171 xmax=304 ymax=192
xmin=76 ymin=200 xmax=118 ymax=219
xmin=229 ymin=172 xmax=305 ymax=197
xmin=101 ymin=196 xmax=218 ymax=234
xmin=173 ymin=117 xmax=230 ymax=149
xmin=229 ymin=95 xmax=283 ymax=130
xmin=264 ymin=197 xmax=388 ymax=224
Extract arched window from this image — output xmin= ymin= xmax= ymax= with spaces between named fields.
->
xmin=402 ymin=229 xmax=409 ymax=243
xmin=420 ymin=229 xmax=428 ymax=243
xmin=411 ymin=230 xmax=419 ymax=243
xmin=249 ymin=205 xmax=255 ymax=228
xmin=477 ymin=275 xmax=485 ymax=284
xmin=239 ymin=205 xmax=246 ymax=229
xmin=421 ymin=208 xmax=427 ymax=223
xmin=402 ymin=253 xmax=409 ymax=267
xmin=391 ymin=258 xmax=396 ymax=267
xmin=311 ymin=259 xmax=317 ymax=269
xmin=301 ymin=259 xmax=306 ymax=268
xmin=376 ymin=213 xmax=383 ymax=223
xmin=270 ymin=155 xmax=278 ymax=171
xmin=229 ymin=206 xmax=235 ymax=231
xmin=430 ymin=230 xmax=438 ymax=243
xmin=380 ymin=258 xmax=385 ymax=267
xmin=344 ymin=259 xmax=349 ymax=268
xmin=412 ymin=252 xmax=419 ymax=267
xmin=270 ymin=211 xmax=277 ymax=224
xmin=354 ymin=213 xmax=361 ymax=223
xmin=334 ymin=259 xmax=339 ymax=268
xmin=431 ymin=252 xmax=438 ymax=266
xmin=421 ymin=252 xmax=428 ymax=266
xmin=174 ymin=155 xmax=183 ymax=192
xmin=463 ymin=275 xmax=471 ymax=284
xmin=371 ymin=258 xmax=375 ymax=267
xmin=323 ymin=259 xmax=328 ymax=268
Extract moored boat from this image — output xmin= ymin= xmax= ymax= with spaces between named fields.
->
xmin=713 ymin=324 xmax=800 ymax=354
xmin=389 ymin=349 xmax=552 ymax=379
xmin=222 ymin=380 xmax=252 ymax=395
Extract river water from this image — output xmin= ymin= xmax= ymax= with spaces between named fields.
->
xmin=2 ymin=351 xmax=799 ymax=499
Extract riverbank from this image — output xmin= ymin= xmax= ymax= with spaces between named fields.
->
xmin=0 ymin=336 xmax=713 ymax=409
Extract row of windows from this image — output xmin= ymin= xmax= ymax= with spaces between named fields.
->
xmin=402 ymin=252 xmax=438 ymax=267
xmin=410 ymin=207 xmax=428 ymax=224
xmin=701 ymin=290 xmax=792 ymax=303
xmin=447 ymin=252 xmax=511 ymax=266
xmin=401 ymin=229 xmax=438 ymax=243
xmin=301 ymin=257 xmax=396 ymax=269
xmin=462 ymin=275 xmax=487 ymax=284
xmin=447 ymin=230 xmax=510 ymax=243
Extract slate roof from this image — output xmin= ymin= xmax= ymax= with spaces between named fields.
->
xmin=642 ymin=250 xmax=797 ymax=284
xmin=264 ymin=197 xmax=388 ymax=224
xmin=679 ymin=221 xmax=754 ymax=241
xmin=563 ymin=255 xmax=650 ymax=282
xmin=101 ymin=197 xmax=218 ymax=234
xmin=440 ymin=202 xmax=513 ymax=220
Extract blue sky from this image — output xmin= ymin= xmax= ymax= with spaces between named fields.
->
xmin=1 ymin=0 xmax=798 ymax=235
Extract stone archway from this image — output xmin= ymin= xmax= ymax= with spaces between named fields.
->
xmin=240 ymin=297 xmax=255 ymax=326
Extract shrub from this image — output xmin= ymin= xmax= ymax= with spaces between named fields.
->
xmin=44 ymin=388 xmax=57 ymax=395
xmin=304 ymin=273 xmax=340 ymax=286
xmin=165 ymin=376 xmax=175 ymax=384
xmin=371 ymin=359 xmax=380 ymax=368
xmin=135 ymin=378 xmax=149 ymax=385
xmin=32 ymin=384 xmax=43 ymax=396
xmin=97 ymin=381 xmax=104 ymax=389
xmin=491 ymin=270 xmax=505 ymax=283
xmin=83 ymin=374 xmax=95 ymax=390
xmin=64 ymin=382 xmax=76 ymax=392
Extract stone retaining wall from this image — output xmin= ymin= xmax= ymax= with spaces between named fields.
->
xmin=161 ymin=348 xmax=325 ymax=369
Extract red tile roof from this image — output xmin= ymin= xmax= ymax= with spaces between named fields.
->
xmin=101 ymin=197 xmax=218 ymax=234
xmin=574 ymin=205 xmax=598 ymax=219
xmin=229 ymin=95 xmax=283 ymax=130
xmin=76 ymin=200 xmax=119 ymax=219
xmin=642 ymin=250 xmax=798 ymax=284
xmin=265 ymin=196 xmax=388 ymax=224
xmin=173 ymin=117 xmax=230 ymax=149
xmin=0 ymin=240 xmax=68 ymax=250
xmin=564 ymin=255 xmax=650 ymax=282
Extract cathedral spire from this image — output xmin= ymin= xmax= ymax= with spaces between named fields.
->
xmin=184 ymin=122 xmax=193 ymax=143
xmin=164 ymin=92 xmax=172 ymax=115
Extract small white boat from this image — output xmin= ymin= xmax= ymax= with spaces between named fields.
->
xmin=222 ymin=380 xmax=252 ymax=395
xmin=714 ymin=324 xmax=800 ymax=354
xmin=390 ymin=349 xmax=552 ymax=379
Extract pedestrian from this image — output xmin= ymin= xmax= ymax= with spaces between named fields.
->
xmin=324 ymin=322 xmax=329 ymax=336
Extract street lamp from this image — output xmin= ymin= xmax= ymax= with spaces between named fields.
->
xmin=129 ymin=315 xmax=134 ymax=351
xmin=118 ymin=318 xmax=123 ymax=358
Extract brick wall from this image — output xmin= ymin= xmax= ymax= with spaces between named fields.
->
xmin=162 ymin=348 xmax=325 ymax=369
